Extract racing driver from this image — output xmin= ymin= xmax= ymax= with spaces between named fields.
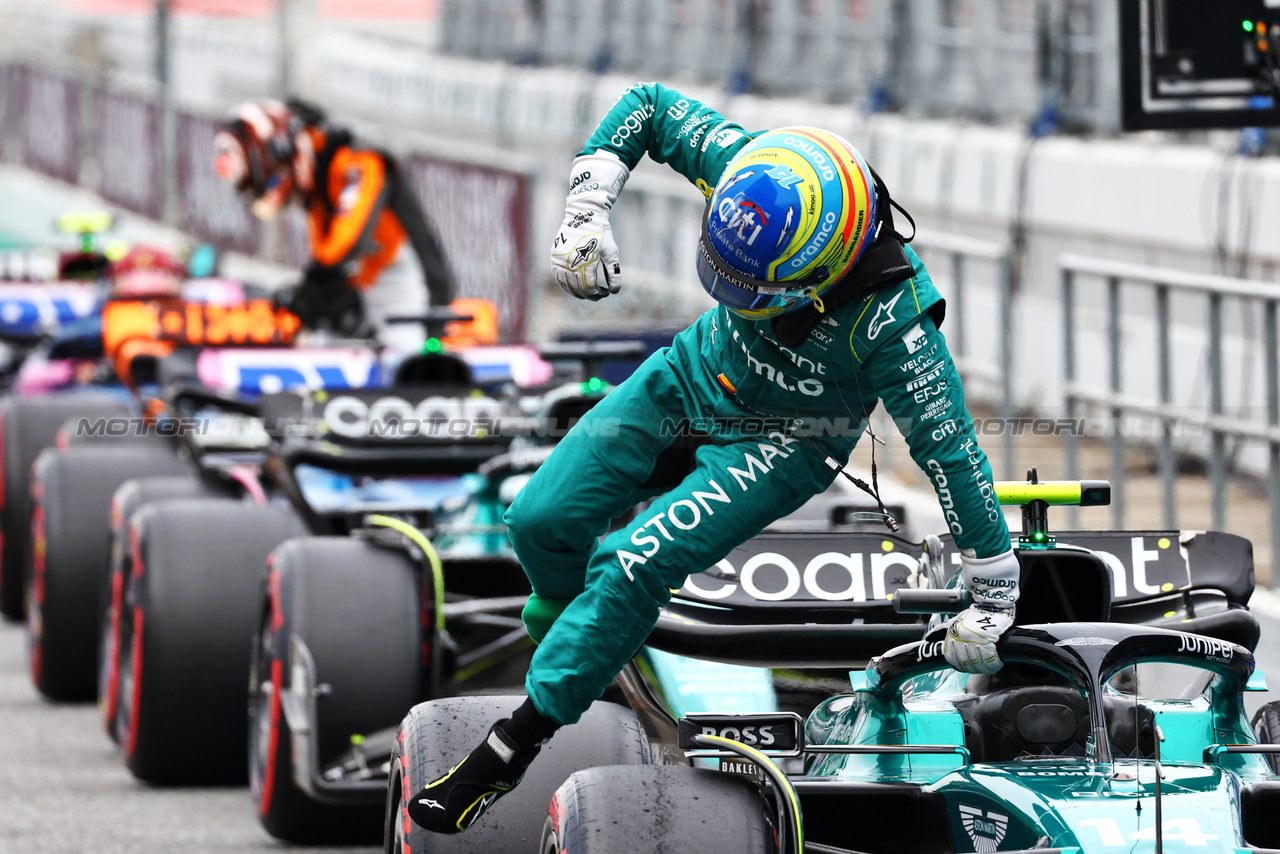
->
xmin=213 ymin=98 xmax=454 ymax=348
xmin=408 ymin=82 xmax=1018 ymax=835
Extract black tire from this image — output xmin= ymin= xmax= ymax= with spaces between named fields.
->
xmin=99 ymin=475 xmax=222 ymax=743
xmin=27 ymin=445 xmax=190 ymax=700
xmin=0 ymin=394 xmax=130 ymax=620
xmin=1252 ymin=700 xmax=1280 ymax=774
xmin=385 ymin=695 xmax=650 ymax=853
xmin=121 ymin=499 xmax=305 ymax=784
xmin=541 ymin=765 xmax=770 ymax=854
xmin=250 ymin=536 xmax=423 ymax=844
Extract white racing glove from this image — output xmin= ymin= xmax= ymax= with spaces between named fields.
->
xmin=550 ymin=152 xmax=629 ymax=301
xmin=943 ymin=550 xmax=1019 ymax=674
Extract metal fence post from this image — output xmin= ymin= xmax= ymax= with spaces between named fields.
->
xmin=1107 ymin=275 xmax=1123 ymax=529
xmin=1267 ymin=299 xmax=1280 ymax=588
xmin=999 ymin=251 xmax=1014 ymax=480
xmin=1058 ymin=253 xmax=1280 ymax=554
xmin=1155 ymin=284 xmax=1175 ymax=529
xmin=1208 ymin=292 xmax=1226 ymax=532
xmin=154 ymin=0 xmax=177 ymax=225
xmin=1062 ymin=265 xmax=1078 ymax=529
xmin=951 ymin=251 xmax=966 ymax=359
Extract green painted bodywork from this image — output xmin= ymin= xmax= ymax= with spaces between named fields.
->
xmin=640 ymin=648 xmax=777 ymax=718
xmin=430 ymin=471 xmax=513 ymax=556
xmin=803 ymin=642 xmax=1275 ymax=853
xmin=935 ymin=761 xmax=1244 ymax=852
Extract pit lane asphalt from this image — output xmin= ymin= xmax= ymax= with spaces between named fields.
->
xmin=0 ymin=619 xmax=380 ymax=854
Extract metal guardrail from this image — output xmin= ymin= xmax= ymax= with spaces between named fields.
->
xmin=913 ymin=231 xmax=1014 ymax=480
xmin=438 ymin=0 xmax=1117 ymax=132
xmin=0 ymin=61 xmax=536 ymax=339
xmin=606 ymin=189 xmax=1020 ymax=434
xmin=1060 ymin=254 xmax=1280 ymax=572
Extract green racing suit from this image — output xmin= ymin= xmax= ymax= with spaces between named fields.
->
xmin=505 ymin=82 xmax=1011 ymax=726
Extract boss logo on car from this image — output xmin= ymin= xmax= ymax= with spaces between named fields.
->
xmin=676 ymin=713 xmax=802 ymax=753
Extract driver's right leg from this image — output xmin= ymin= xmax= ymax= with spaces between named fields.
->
xmin=408 ymin=348 xmax=693 ymax=834
xmin=504 ymin=346 xmax=693 ymax=609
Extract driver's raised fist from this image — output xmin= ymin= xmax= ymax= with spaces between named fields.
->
xmin=551 ymin=153 xmax=629 ymax=301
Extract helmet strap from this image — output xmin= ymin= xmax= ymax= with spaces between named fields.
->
xmin=769 ymin=166 xmax=916 ymax=348
xmin=868 ymin=166 xmax=916 ymax=244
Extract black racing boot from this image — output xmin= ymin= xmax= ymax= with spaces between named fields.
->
xmin=407 ymin=698 xmax=559 ymax=834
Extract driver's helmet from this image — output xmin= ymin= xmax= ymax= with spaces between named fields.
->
xmin=109 ymin=245 xmax=182 ymax=299
xmin=696 ymin=127 xmax=879 ymax=320
xmin=213 ymin=99 xmax=301 ymax=220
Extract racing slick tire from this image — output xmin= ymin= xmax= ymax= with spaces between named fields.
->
xmin=386 ymin=695 xmax=650 ymax=853
xmin=541 ymin=765 xmax=770 ymax=854
xmin=121 ymin=499 xmax=305 ymax=785
xmin=0 ymin=394 xmax=130 ymax=620
xmin=1252 ymin=700 xmax=1280 ymax=774
xmin=99 ymin=475 xmax=225 ymax=743
xmin=250 ymin=536 xmax=423 ymax=844
xmin=28 ymin=445 xmax=191 ymax=700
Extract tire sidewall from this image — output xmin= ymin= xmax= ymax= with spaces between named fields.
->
xmin=1252 ymin=700 xmax=1280 ymax=774
xmin=252 ymin=537 xmax=421 ymax=844
xmin=249 ymin=551 xmax=293 ymax=823
xmin=387 ymin=697 xmax=650 ymax=853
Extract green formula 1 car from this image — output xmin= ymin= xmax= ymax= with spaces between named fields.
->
xmin=388 ymin=475 xmax=1280 ymax=854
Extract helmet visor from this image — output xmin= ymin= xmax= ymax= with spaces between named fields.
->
xmin=695 ymin=241 xmax=798 ymax=314
xmin=695 ymin=214 xmax=826 ymax=317
xmin=213 ymin=131 xmax=250 ymax=192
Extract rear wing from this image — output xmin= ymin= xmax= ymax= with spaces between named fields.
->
xmin=669 ymin=529 xmax=1252 ymax=614
xmin=650 ymin=474 xmax=1252 ymax=667
xmin=257 ymin=385 xmax=519 ymax=447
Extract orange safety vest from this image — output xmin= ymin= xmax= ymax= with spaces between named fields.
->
xmin=303 ymin=127 xmax=453 ymax=306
